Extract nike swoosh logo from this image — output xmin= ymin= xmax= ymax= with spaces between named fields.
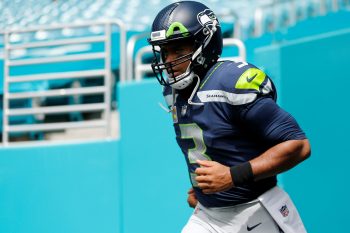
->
xmin=246 ymin=73 xmax=258 ymax=83
xmin=247 ymin=222 xmax=262 ymax=231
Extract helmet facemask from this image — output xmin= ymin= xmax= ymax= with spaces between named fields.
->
xmin=151 ymin=44 xmax=195 ymax=90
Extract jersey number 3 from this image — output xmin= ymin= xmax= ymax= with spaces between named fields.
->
xmin=179 ymin=123 xmax=211 ymax=187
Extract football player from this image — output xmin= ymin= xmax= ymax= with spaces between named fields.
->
xmin=148 ymin=1 xmax=311 ymax=232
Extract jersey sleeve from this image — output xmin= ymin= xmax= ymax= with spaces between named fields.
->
xmin=240 ymin=97 xmax=307 ymax=145
xmin=210 ymin=62 xmax=278 ymax=122
xmin=216 ymin=62 xmax=277 ymax=106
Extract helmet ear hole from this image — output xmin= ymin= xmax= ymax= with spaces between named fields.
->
xmin=196 ymin=55 xmax=205 ymax=65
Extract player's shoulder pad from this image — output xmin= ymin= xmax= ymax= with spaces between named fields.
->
xmin=197 ymin=61 xmax=276 ymax=106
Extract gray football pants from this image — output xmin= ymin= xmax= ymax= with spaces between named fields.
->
xmin=181 ymin=200 xmax=282 ymax=233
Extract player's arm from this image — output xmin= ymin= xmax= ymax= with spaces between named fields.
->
xmin=195 ymin=97 xmax=311 ymax=193
xmin=231 ymin=97 xmax=311 ymax=185
xmin=250 ymin=139 xmax=310 ymax=181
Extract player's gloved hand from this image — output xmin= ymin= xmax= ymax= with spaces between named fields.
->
xmin=195 ymin=160 xmax=234 ymax=194
xmin=187 ymin=188 xmax=198 ymax=208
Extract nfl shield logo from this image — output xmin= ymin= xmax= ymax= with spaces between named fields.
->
xmin=279 ymin=205 xmax=289 ymax=217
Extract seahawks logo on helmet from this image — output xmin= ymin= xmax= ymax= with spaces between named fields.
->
xmin=197 ymin=9 xmax=219 ymax=27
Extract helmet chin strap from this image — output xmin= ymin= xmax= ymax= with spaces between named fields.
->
xmin=187 ymin=75 xmax=204 ymax=106
xmin=185 ymin=22 xmax=218 ymax=106
xmin=159 ymin=74 xmax=203 ymax=113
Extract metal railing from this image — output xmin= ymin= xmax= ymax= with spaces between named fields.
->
xmin=220 ymin=38 xmax=247 ymax=62
xmin=126 ymin=32 xmax=149 ymax=82
xmin=2 ymin=20 xmax=126 ymax=146
xmin=134 ymin=45 xmax=153 ymax=82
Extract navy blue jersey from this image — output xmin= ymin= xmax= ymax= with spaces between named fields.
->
xmin=163 ymin=60 xmax=306 ymax=207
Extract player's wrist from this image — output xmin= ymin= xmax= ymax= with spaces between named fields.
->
xmin=230 ymin=161 xmax=254 ymax=186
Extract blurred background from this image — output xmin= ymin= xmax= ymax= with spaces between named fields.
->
xmin=0 ymin=0 xmax=349 ymax=232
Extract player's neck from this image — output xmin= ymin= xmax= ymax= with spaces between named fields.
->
xmin=177 ymin=79 xmax=199 ymax=100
